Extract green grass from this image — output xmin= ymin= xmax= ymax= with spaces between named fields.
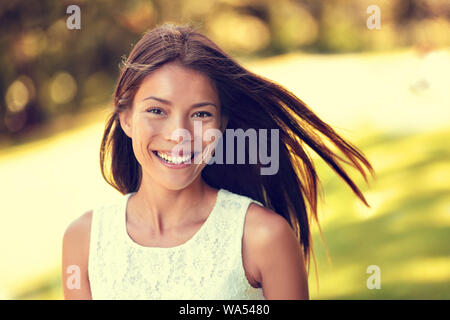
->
xmin=309 ymin=128 xmax=450 ymax=299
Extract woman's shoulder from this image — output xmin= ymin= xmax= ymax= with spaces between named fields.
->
xmin=244 ymin=199 xmax=300 ymax=267
xmin=63 ymin=210 xmax=94 ymax=246
xmin=245 ymin=202 xmax=291 ymax=241
xmin=63 ymin=194 xmax=125 ymax=240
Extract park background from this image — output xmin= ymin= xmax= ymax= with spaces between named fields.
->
xmin=0 ymin=0 xmax=449 ymax=299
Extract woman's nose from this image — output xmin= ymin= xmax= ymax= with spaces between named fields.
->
xmin=164 ymin=115 xmax=192 ymax=143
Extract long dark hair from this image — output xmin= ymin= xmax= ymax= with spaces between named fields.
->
xmin=100 ymin=22 xmax=375 ymax=291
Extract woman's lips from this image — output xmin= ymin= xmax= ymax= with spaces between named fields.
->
xmin=152 ymin=150 xmax=198 ymax=169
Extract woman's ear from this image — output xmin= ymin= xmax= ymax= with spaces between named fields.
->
xmin=119 ymin=109 xmax=132 ymax=138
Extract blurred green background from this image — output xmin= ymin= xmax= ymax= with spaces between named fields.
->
xmin=0 ymin=0 xmax=449 ymax=299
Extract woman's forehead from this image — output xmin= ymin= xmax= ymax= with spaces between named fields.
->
xmin=134 ymin=62 xmax=220 ymax=104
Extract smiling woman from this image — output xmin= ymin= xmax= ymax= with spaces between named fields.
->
xmin=62 ymin=22 xmax=374 ymax=300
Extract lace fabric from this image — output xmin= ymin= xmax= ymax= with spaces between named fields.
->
xmin=88 ymin=188 xmax=266 ymax=300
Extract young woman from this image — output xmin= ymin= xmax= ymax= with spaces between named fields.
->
xmin=62 ymin=23 xmax=374 ymax=300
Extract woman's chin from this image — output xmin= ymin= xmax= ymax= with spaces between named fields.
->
xmin=158 ymin=179 xmax=195 ymax=191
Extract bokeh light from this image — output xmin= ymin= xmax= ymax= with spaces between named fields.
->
xmin=5 ymin=76 xmax=35 ymax=113
xmin=206 ymin=11 xmax=270 ymax=53
xmin=49 ymin=72 xmax=77 ymax=105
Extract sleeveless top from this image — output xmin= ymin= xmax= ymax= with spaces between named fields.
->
xmin=88 ymin=188 xmax=266 ymax=300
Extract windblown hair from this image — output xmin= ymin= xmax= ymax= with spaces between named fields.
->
xmin=100 ymin=22 xmax=375 ymax=291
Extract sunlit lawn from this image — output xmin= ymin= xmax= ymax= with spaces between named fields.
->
xmin=1 ymin=49 xmax=449 ymax=299
xmin=310 ymin=127 xmax=450 ymax=299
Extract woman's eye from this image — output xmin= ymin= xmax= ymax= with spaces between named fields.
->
xmin=146 ymin=108 xmax=164 ymax=115
xmin=193 ymin=111 xmax=212 ymax=118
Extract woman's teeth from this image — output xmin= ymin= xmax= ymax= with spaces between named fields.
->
xmin=154 ymin=151 xmax=193 ymax=164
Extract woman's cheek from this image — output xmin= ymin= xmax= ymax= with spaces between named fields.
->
xmin=201 ymin=122 xmax=221 ymax=156
xmin=133 ymin=117 xmax=157 ymax=140
xmin=130 ymin=118 xmax=156 ymax=164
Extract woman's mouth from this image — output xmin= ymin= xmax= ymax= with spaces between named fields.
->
xmin=152 ymin=150 xmax=195 ymax=166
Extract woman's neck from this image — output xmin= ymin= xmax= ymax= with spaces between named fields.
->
xmin=127 ymin=177 xmax=215 ymax=236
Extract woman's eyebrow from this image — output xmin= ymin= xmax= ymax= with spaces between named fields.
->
xmin=141 ymin=96 xmax=217 ymax=109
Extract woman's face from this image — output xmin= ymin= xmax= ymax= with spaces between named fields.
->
xmin=119 ymin=61 xmax=225 ymax=190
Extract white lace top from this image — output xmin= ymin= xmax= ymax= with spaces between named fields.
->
xmin=88 ymin=188 xmax=266 ymax=300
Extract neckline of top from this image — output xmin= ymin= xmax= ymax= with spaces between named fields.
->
xmin=122 ymin=188 xmax=224 ymax=251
